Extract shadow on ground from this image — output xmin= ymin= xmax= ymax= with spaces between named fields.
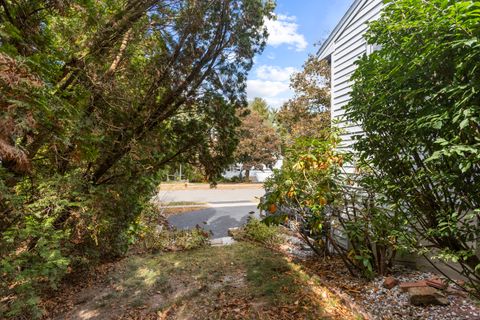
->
xmin=49 ymin=243 xmax=362 ymax=320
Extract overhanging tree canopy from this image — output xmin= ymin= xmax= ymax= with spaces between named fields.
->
xmin=0 ymin=0 xmax=274 ymax=316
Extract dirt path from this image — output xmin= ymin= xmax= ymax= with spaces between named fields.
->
xmin=44 ymin=243 xmax=363 ymax=320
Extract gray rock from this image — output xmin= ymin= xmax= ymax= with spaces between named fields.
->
xmin=227 ymin=227 xmax=240 ymax=236
xmin=210 ymin=236 xmax=235 ymax=246
xmin=408 ymin=287 xmax=449 ymax=306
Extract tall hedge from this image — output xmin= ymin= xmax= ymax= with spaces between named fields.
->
xmin=347 ymin=0 xmax=480 ymax=291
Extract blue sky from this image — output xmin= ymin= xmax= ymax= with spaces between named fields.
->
xmin=247 ymin=0 xmax=354 ymax=108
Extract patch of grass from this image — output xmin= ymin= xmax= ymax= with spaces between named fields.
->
xmin=161 ymin=201 xmax=207 ymax=206
xmin=242 ymin=247 xmax=298 ymax=302
xmin=122 ymin=243 xmax=334 ymax=315
xmin=162 ymin=206 xmax=207 ymax=216
xmin=53 ymin=243 xmax=363 ymax=319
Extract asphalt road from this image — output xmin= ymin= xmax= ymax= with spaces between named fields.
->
xmin=168 ymin=205 xmax=260 ymax=238
xmin=162 ymin=187 xmax=264 ymax=238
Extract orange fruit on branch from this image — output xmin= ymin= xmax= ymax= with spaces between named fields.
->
xmin=268 ymin=203 xmax=277 ymax=213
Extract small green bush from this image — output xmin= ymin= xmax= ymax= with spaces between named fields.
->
xmin=138 ymin=205 xmax=210 ymax=252
xmin=1 ymin=216 xmax=70 ymax=319
xmin=142 ymin=228 xmax=210 ymax=252
xmin=236 ymin=217 xmax=281 ymax=247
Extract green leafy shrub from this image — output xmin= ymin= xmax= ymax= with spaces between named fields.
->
xmin=331 ymin=174 xmax=405 ymax=279
xmin=259 ymin=131 xmax=344 ymax=235
xmin=0 ymin=178 xmax=72 ymax=318
xmin=259 ymin=132 xmax=344 ymax=254
xmin=259 ymin=133 xmax=401 ymax=278
xmin=347 ymin=0 xmax=480 ymax=292
xmin=138 ymin=204 xmax=210 ymax=252
xmin=235 ymin=217 xmax=281 ymax=247
xmin=1 ymin=217 xmax=69 ymax=319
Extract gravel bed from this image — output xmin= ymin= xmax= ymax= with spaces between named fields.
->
xmin=282 ymin=235 xmax=316 ymax=260
xmin=356 ymin=269 xmax=480 ymax=320
xmin=278 ymin=232 xmax=480 ymax=320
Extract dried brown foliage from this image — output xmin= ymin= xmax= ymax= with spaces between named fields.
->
xmin=234 ymin=109 xmax=281 ymax=175
xmin=0 ymin=53 xmax=43 ymax=173
xmin=277 ymin=54 xmax=331 ymax=144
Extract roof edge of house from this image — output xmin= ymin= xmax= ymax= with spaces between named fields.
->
xmin=316 ymin=0 xmax=366 ymax=59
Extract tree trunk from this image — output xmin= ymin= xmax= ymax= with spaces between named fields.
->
xmin=245 ymin=169 xmax=250 ymax=182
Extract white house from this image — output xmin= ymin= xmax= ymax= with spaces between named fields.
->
xmin=222 ymin=158 xmax=283 ymax=183
xmin=317 ymin=0 xmax=383 ymax=250
xmin=318 ymin=0 xmax=383 ymax=172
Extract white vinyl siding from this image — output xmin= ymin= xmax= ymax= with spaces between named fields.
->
xmin=317 ymin=0 xmax=383 ymax=250
xmin=329 ymin=0 xmax=383 ymax=173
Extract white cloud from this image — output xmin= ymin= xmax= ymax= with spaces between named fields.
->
xmin=262 ymin=96 xmax=291 ymax=109
xmin=265 ymin=14 xmax=308 ymax=51
xmin=247 ymin=78 xmax=294 ymax=109
xmin=256 ymin=65 xmax=298 ymax=82
xmin=247 ymin=79 xmax=290 ymax=98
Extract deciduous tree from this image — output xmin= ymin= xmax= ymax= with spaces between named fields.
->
xmin=234 ymin=101 xmax=280 ymax=180
xmin=276 ymin=54 xmax=330 ymax=144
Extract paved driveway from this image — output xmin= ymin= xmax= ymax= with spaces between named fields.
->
xmin=168 ymin=205 xmax=260 ymax=238
xmin=161 ymin=186 xmax=264 ymax=238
